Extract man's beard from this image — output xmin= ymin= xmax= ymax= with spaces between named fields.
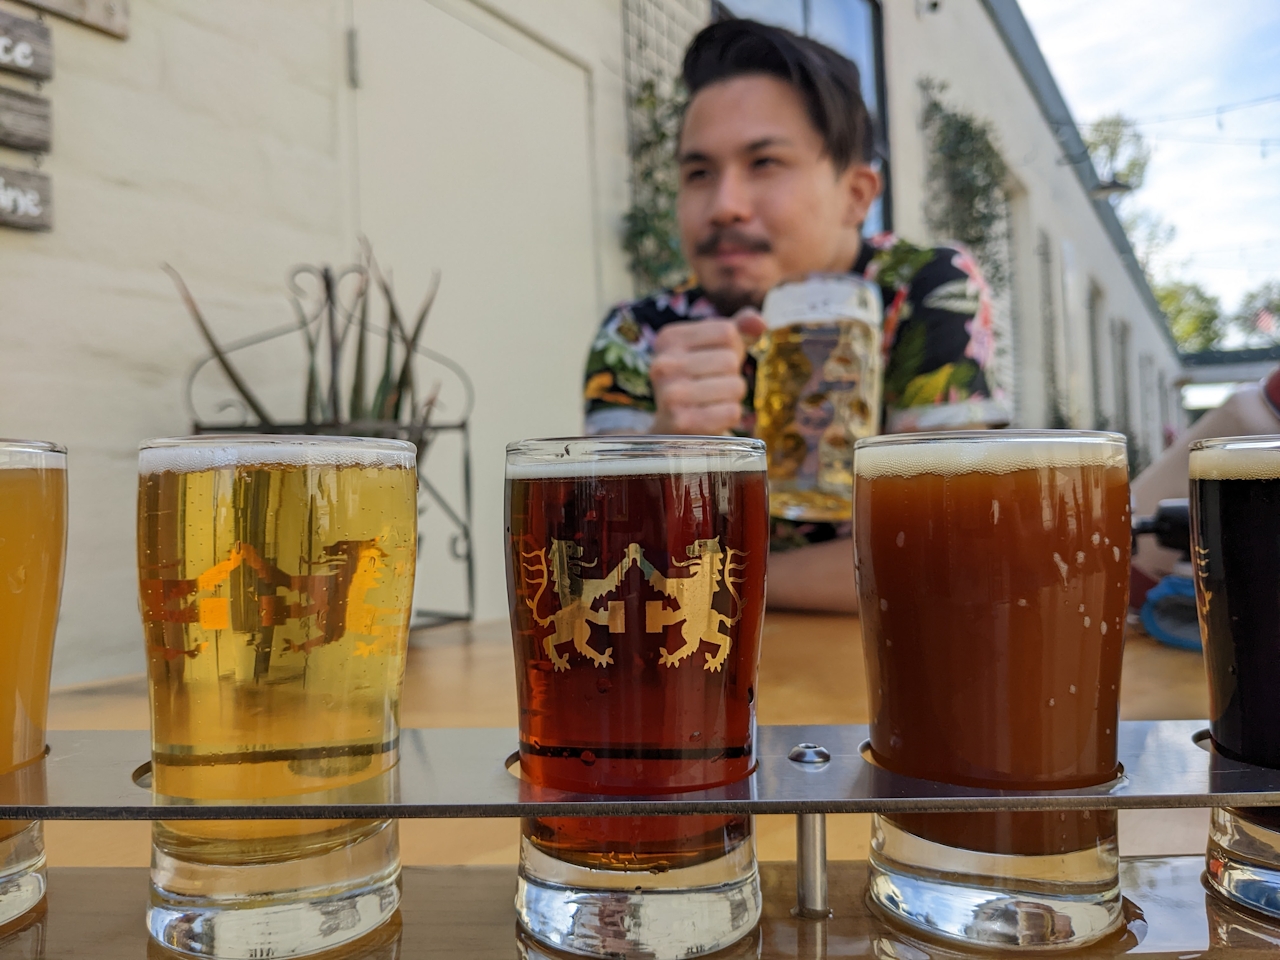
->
xmin=703 ymin=285 xmax=764 ymax=318
xmin=692 ymin=227 xmax=773 ymax=317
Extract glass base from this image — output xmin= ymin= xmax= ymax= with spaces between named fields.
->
xmin=867 ymin=814 xmax=1122 ymax=950
xmin=1206 ymin=807 xmax=1280 ymax=918
xmin=148 ymin=820 xmax=401 ymax=959
xmin=515 ymin=836 xmax=761 ymax=959
xmin=0 ymin=822 xmax=45 ymax=928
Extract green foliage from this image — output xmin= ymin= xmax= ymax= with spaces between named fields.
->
xmin=918 ymin=79 xmax=1010 ymax=291
xmin=1083 ymin=114 xmax=1151 ymax=195
xmin=623 ymin=79 xmax=687 ymax=295
xmin=1156 ymin=280 xmax=1223 ymax=352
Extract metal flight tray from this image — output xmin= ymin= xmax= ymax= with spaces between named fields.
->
xmin=3 ymin=720 xmax=1276 ymax=927
xmin=0 ymin=720 xmax=1275 ymax=821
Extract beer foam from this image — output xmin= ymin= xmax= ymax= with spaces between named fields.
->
xmin=1190 ymin=441 xmax=1280 ymax=481
xmin=139 ymin=437 xmax=416 ymax=475
xmin=507 ymin=454 xmax=765 ymax=480
xmin=854 ymin=435 xmax=1127 ymax=479
xmin=0 ymin=441 xmax=65 ymax=470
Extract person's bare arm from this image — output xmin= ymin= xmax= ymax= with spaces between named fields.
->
xmin=766 ymin=539 xmax=858 ymax=613
xmin=1133 ymin=383 xmax=1280 ymax=579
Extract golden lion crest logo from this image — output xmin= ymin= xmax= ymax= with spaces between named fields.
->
xmin=521 ymin=538 xmax=747 ymax=672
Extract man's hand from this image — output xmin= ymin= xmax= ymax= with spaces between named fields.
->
xmin=649 ymin=310 xmax=768 ymax=435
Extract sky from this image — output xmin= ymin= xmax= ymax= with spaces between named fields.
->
xmin=1019 ymin=0 xmax=1280 ymax=317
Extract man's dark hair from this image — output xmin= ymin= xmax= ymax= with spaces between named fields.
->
xmin=681 ymin=18 xmax=875 ymax=171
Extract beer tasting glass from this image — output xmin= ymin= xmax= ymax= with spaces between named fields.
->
xmin=752 ymin=274 xmax=882 ymax=522
xmin=854 ymin=430 xmax=1130 ymax=949
xmin=1190 ymin=436 xmax=1280 ymax=918
xmin=506 ymin=437 xmax=768 ymax=959
xmin=0 ymin=441 xmax=66 ymax=928
xmin=137 ymin=436 xmax=418 ymax=958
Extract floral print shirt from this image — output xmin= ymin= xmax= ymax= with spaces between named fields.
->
xmin=583 ymin=234 xmax=1010 ymax=548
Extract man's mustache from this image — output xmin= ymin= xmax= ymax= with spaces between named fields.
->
xmin=694 ymin=228 xmax=772 ymax=257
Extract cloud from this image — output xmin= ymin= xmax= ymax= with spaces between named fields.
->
xmin=1019 ymin=0 xmax=1280 ymax=313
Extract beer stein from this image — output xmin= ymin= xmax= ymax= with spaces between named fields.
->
xmin=753 ymin=274 xmax=882 ymax=521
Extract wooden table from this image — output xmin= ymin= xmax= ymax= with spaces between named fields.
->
xmin=41 ymin=613 xmax=1212 ymax=868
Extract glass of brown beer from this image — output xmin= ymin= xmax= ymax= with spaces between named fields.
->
xmin=1190 ymin=437 xmax=1280 ymax=919
xmin=506 ymin=436 xmax=768 ymax=958
xmin=0 ymin=440 xmax=65 ymax=929
xmin=137 ymin=436 xmax=417 ymax=959
xmin=854 ymin=430 xmax=1130 ymax=949
xmin=752 ymin=274 xmax=883 ymax=522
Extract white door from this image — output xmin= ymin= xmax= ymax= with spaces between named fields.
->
xmin=352 ymin=0 xmax=601 ymax=621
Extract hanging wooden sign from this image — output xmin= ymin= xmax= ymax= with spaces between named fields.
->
xmin=0 ymin=86 xmax=50 ymax=152
xmin=0 ymin=10 xmax=52 ymax=81
xmin=15 ymin=0 xmax=127 ymax=40
xmin=0 ymin=166 xmax=51 ymax=231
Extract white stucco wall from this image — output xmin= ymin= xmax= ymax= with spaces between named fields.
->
xmin=880 ymin=1 xmax=1183 ymax=461
xmin=0 ymin=0 xmax=632 ymax=685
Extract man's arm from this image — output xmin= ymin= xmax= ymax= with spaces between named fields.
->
xmin=767 ymin=539 xmax=858 ymax=613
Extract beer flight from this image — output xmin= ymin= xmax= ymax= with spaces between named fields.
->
xmin=2 ymin=426 xmax=1280 ymax=955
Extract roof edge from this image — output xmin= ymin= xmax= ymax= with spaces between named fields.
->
xmin=976 ymin=0 xmax=1181 ymax=357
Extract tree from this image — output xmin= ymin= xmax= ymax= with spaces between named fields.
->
xmin=1155 ymin=281 xmax=1222 ymax=352
xmin=1083 ymin=114 xmax=1151 ymax=194
xmin=1084 ymin=114 xmax=1180 ymax=283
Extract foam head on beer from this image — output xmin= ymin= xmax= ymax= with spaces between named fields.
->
xmin=854 ymin=432 xmax=1130 ymax=479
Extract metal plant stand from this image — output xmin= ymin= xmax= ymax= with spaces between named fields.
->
xmin=175 ymin=255 xmax=477 ymax=628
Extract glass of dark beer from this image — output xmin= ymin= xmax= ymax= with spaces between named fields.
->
xmin=854 ymin=430 xmax=1131 ymax=949
xmin=506 ymin=436 xmax=768 ymax=959
xmin=1191 ymin=436 xmax=1280 ymax=918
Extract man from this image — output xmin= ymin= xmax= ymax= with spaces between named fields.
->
xmin=584 ymin=18 xmax=1008 ymax=612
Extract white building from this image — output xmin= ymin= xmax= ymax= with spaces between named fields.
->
xmin=0 ymin=0 xmax=1181 ymax=684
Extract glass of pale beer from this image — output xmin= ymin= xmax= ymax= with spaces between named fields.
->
xmin=506 ymin=436 xmax=768 ymax=959
xmin=137 ymin=436 xmax=417 ymax=958
xmin=0 ymin=440 xmax=65 ymax=929
xmin=1190 ymin=437 xmax=1280 ymax=918
xmin=752 ymin=274 xmax=882 ymax=522
xmin=854 ymin=430 xmax=1130 ymax=949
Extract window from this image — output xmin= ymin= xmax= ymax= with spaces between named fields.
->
xmin=1087 ymin=283 xmax=1105 ymax=429
xmin=713 ymin=0 xmax=889 ymax=234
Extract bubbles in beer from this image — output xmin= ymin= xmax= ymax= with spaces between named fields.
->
xmin=1100 ymin=622 xmax=1108 ymax=635
xmin=1113 ymin=546 xmax=1121 ymax=562
xmin=1084 ymin=617 xmax=1091 ymax=628
xmin=1052 ymin=553 xmax=1069 ymax=585
xmin=896 ymin=531 xmax=905 ymax=547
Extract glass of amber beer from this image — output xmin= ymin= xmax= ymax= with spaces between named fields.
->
xmin=752 ymin=274 xmax=882 ymax=522
xmin=137 ymin=436 xmax=417 ymax=958
xmin=854 ymin=430 xmax=1130 ymax=949
xmin=506 ymin=437 xmax=768 ymax=959
xmin=1190 ymin=437 xmax=1280 ymax=918
xmin=0 ymin=441 xmax=65 ymax=928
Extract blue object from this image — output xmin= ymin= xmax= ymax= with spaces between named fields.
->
xmin=1140 ymin=575 xmax=1202 ymax=651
